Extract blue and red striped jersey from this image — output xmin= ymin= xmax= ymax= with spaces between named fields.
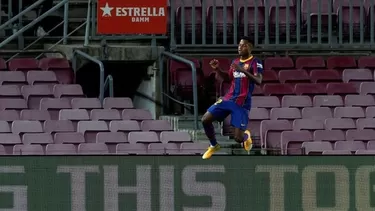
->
xmin=223 ymin=56 xmax=263 ymax=110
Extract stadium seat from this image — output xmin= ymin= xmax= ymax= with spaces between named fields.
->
xmin=357 ymin=118 xmax=375 ymax=130
xmin=334 ymin=141 xmax=366 ymax=152
xmin=293 ymin=119 xmax=325 ymax=131
xmin=325 ymin=118 xmax=356 ymax=130
xmin=11 ymin=120 xmax=43 ymax=134
xmin=77 ymin=121 xmax=109 ymax=142
xmin=38 ymin=58 xmax=73 ymax=84
xmin=43 ymin=120 xmax=75 ymax=133
xmin=248 ymin=108 xmax=270 ymax=141
xmin=0 ymin=110 xmax=19 ymax=122
xmin=109 ymin=120 xmax=141 ymax=133
xmin=252 ymin=96 xmax=280 ymax=108
xmin=8 ymin=58 xmax=40 ymax=72
xmin=333 ymin=107 xmax=365 ymax=119
xmin=20 ymin=109 xmax=51 ymax=121
xmin=238 ymin=6 xmax=266 ymax=37
xmin=71 ymin=98 xmax=102 ymax=110
xmin=358 ymin=56 xmax=375 ymax=69
xmin=346 ymin=129 xmax=375 ymax=142
xmin=344 ymin=95 xmax=375 ymax=107
xmin=13 ymin=144 xmax=44 ymax=155
xmin=141 ymin=120 xmax=173 ymax=132
xmin=268 ymin=0 xmax=297 ymax=35
xmin=0 ymin=71 xmax=27 ymax=86
xmin=366 ymin=107 xmax=375 ymax=118
xmin=46 ymin=144 xmax=77 ymax=155
xmin=302 ymin=141 xmax=333 ymax=155
xmin=90 ymin=109 xmax=121 ymax=121
xmin=301 ymin=107 xmax=332 ymax=120
xmin=116 ymin=143 xmax=148 ymax=155
xmin=359 ymin=82 xmax=375 ymax=95
xmin=309 ymin=69 xmax=341 ymax=83
xmin=342 ymin=68 xmax=373 ymax=83
xmin=260 ymin=119 xmax=292 ymax=150
xmin=26 ymin=71 xmax=58 ymax=85
xmin=96 ymin=132 xmax=128 ymax=152
xmin=313 ymin=95 xmax=344 ymax=108
xmin=128 ymin=131 xmax=159 ymax=144
xmin=148 ymin=143 xmax=179 ymax=154
xmin=313 ymin=129 xmax=345 ymax=142
xmin=22 ymin=133 xmax=53 ymax=145
xmin=322 ymin=150 xmax=352 ymax=155
xmin=0 ymin=85 xmax=22 ymax=99
xmin=207 ymin=6 xmax=235 ymax=37
xmin=40 ymin=98 xmax=71 ymax=120
xmin=54 ymin=132 xmax=85 ymax=144
xmin=264 ymin=57 xmax=294 ymax=71
xmin=21 ymin=85 xmax=54 ymax=109
xmin=122 ymin=109 xmax=153 ymax=121
xmin=160 ymin=131 xmax=192 ymax=143
xmin=53 ymin=84 xmax=85 ymax=99
xmin=78 ymin=143 xmax=109 ymax=154
xmin=270 ymin=107 xmax=301 ymax=120
xmin=295 ymin=56 xmax=326 ymax=70
xmin=301 ymin=0 xmax=336 ymax=33
xmin=294 ymin=83 xmax=327 ymax=95
xmin=326 ymin=56 xmax=357 ymax=70
xmin=281 ymin=96 xmax=312 ymax=108
xmin=263 ymin=84 xmax=294 ymax=96
xmin=326 ymin=83 xmax=357 ymax=95
xmin=0 ymin=99 xmax=27 ymax=111
xmin=103 ymin=97 xmax=134 ymax=110
xmin=281 ymin=130 xmax=312 ymax=155
xmin=278 ymin=69 xmax=310 ymax=84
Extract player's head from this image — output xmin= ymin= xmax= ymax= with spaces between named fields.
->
xmin=238 ymin=36 xmax=254 ymax=57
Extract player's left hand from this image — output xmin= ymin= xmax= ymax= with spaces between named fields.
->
xmin=231 ymin=63 xmax=246 ymax=72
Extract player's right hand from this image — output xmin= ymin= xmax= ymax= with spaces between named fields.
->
xmin=209 ymin=59 xmax=219 ymax=70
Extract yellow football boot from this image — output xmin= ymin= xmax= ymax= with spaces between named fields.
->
xmin=202 ymin=144 xmax=220 ymax=159
xmin=243 ymin=130 xmax=253 ymax=152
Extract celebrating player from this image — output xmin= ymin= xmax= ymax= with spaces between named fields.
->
xmin=201 ymin=36 xmax=263 ymax=159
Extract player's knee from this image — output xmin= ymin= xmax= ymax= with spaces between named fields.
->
xmin=201 ymin=113 xmax=212 ymax=125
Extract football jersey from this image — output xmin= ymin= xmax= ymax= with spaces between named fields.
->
xmin=223 ymin=56 xmax=263 ymax=110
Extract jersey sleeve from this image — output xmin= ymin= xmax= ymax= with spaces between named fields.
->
xmin=228 ymin=59 xmax=235 ymax=79
xmin=252 ymin=58 xmax=263 ymax=76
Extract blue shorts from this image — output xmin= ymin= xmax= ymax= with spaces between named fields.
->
xmin=207 ymin=99 xmax=249 ymax=131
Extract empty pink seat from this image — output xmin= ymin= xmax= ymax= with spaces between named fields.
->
xmin=77 ymin=121 xmax=108 ymax=142
xmin=327 ymin=56 xmax=357 ymax=70
xmin=0 ymin=145 xmax=5 ymax=155
xmin=322 ymin=150 xmax=352 ymax=155
xmin=342 ymin=68 xmax=373 ymax=83
xmin=334 ymin=141 xmax=366 ymax=151
xmin=22 ymin=133 xmax=53 ymax=145
xmin=313 ymin=95 xmax=344 ymax=108
xmin=252 ymin=96 xmax=280 ymax=108
xmin=13 ymin=144 xmax=44 ymax=155
xmin=295 ymin=56 xmax=326 ymax=70
xmin=0 ymin=85 xmax=22 ymax=98
xmin=38 ymin=58 xmax=73 ymax=84
xmin=116 ymin=143 xmax=147 ymax=155
xmin=78 ymin=143 xmax=109 ymax=154
xmin=367 ymin=141 xmax=375 ymax=149
xmin=326 ymin=83 xmax=357 ymax=95
xmin=263 ymin=84 xmax=294 ymax=96
xmin=43 ymin=120 xmax=74 ymax=133
xmin=46 ymin=144 xmax=77 ymax=155
xmin=26 ymin=71 xmax=58 ymax=85
xmin=302 ymin=142 xmax=333 ymax=155
xmin=0 ymin=110 xmax=19 ymax=122
xmin=0 ymin=99 xmax=27 ymax=110
xmin=346 ymin=129 xmax=375 ymax=142
xmin=201 ymin=57 xmax=231 ymax=78
xmin=0 ymin=134 xmax=21 ymax=154
xmin=54 ymin=132 xmax=85 ymax=144
xmin=281 ymin=96 xmax=312 ymax=108
xmin=264 ymin=57 xmax=294 ymax=71
xmin=314 ymin=130 xmax=345 ymax=142
xmin=179 ymin=143 xmax=220 ymax=155
xmin=262 ymin=71 xmax=279 ymax=83
xmin=270 ymin=108 xmax=301 ymax=120
xmin=21 ymin=85 xmax=53 ymax=109
xmin=141 ymin=120 xmax=173 ymax=132
xmin=358 ymin=56 xmax=375 ymax=69
xmin=11 ymin=120 xmax=43 ymax=134
xmin=357 ymin=118 xmax=375 ymax=129
xmin=0 ymin=121 xmax=11 ymax=132
xmin=128 ymin=131 xmax=159 ymax=144
xmin=281 ymin=131 xmax=313 ymax=155
xmin=325 ymin=118 xmax=356 ymax=130
xmin=355 ymin=150 xmax=375 ymax=155
xmin=40 ymin=98 xmax=71 ymax=119
xmin=0 ymin=71 xmax=26 ymax=86
xmin=96 ymin=132 xmax=128 ymax=153
xmin=301 ymin=107 xmax=332 ymax=120
xmin=293 ymin=119 xmax=325 ymax=131
xmin=109 ymin=120 xmax=140 ymax=132
xmin=103 ymin=97 xmax=134 ymax=109
xmin=366 ymin=107 xmax=375 ymax=118
xmin=122 ymin=109 xmax=153 ymax=121
xmin=334 ymin=106 xmax=366 ymax=119
xmin=90 ymin=109 xmax=121 ymax=121
xmin=260 ymin=120 xmax=292 ymax=150
xmin=294 ymin=83 xmax=326 ymax=95
xmin=248 ymin=108 xmax=270 ymax=141
xmin=278 ymin=69 xmax=310 ymax=83
xmin=71 ymin=98 xmax=102 ymax=110
xmin=148 ymin=143 xmax=179 ymax=154
xmin=96 ymin=132 xmax=127 ymax=144
xmin=59 ymin=109 xmax=89 ymax=122
xmin=20 ymin=110 xmax=51 ymax=121
xmin=359 ymin=82 xmax=375 ymax=95
xmin=345 ymin=95 xmax=375 ymax=107
xmin=53 ymin=84 xmax=85 ymax=98
xmin=309 ymin=69 xmax=342 ymax=83
xmin=8 ymin=58 xmax=39 ymax=71
xmin=160 ymin=131 xmax=191 ymax=143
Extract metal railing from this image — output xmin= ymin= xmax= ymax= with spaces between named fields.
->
xmin=169 ymin=0 xmax=375 ymax=50
xmin=72 ymin=50 xmax=114 ymax=104
xmin=159 ymin=51 xmax=199 ymax=130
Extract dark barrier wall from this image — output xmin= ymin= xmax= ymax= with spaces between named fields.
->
xmin=0 ymin=156 xmax=373 ymax=210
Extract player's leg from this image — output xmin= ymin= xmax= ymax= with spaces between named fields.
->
xmin=201 ymin=99 xmax=229 ymax=159
xmin=230 ymin=105 xmax=253 ymax=152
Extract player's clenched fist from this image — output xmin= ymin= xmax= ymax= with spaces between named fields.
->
xmin=209 ymin=59 xmax=219 ymax=70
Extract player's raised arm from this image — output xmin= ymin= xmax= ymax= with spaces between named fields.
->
xmin=209 ymin=59 xmax=230 ymax=81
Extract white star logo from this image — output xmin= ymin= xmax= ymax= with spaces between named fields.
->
xmin=100 ymin=3 xmax=113 ymax=17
